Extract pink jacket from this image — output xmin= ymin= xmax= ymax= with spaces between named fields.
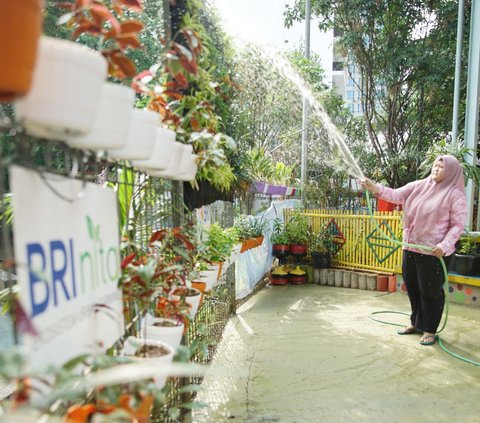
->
xmin=377 ymin=182 xmax=466 ymax=256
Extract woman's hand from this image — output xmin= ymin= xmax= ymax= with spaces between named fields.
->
xmin=357 ymin=178 xmax=381 ymax=195
xmin=432 ymin=246 xmax=444 ymax=258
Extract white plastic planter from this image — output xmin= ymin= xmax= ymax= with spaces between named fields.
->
xmin=171 ymin=287 xmax=202 ymax=320
xmin=177 ymin=144 xmax=199 ymax=181
xmin=177 ymin=153 xmax=199 ymax=181
xmin=122 ymin=336 xmax=174 ymax=389
xmin=108 ymin=109 xmax=158 ymax=160
xmin=133 ymin=126 xmax=175 ymax=171
xmin=198 ymin=262 xmax=222 ymax=291
xmin=140 ymin=314 xmax=184 ymax=351
xmin=148 ymin=141 xmax=184 ymax=179
xmin=66 ymin=82 xmax=135 ymax=150
xmin=15 ymin=36 xmax=107 ymax=140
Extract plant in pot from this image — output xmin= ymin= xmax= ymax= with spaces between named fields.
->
xmin=270 ymin=218 xmax=290 ymax=260
xmin=285 ymin=212 xmax=310 ymax=256
xmin=15 ymin=0 xmax=145 ymax=142
xmin=454 ymin=235 xmax=479 ymax=276
xmin=236 ymin=216 xmax=266 ymax=253
xmin=285 ymin=212 xmax=310 ymax=284
xmin=309 ymin=231 xmax=331 ymax=269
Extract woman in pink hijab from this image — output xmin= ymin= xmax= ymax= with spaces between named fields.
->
xmin=360 ymin=155 xmax=467 ymax=346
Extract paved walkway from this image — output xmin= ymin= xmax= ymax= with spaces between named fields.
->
xmin=191 ymin=285 xmax=480 ymax=423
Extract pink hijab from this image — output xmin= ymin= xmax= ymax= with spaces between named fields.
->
xmin=404 ymin=155 xmax=465 ymax=234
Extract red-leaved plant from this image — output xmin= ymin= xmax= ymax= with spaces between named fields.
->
xmin=57 ymin=0 xmax=144 ymax=78
xmin=120 ymin=225 xmax=199 ymax=322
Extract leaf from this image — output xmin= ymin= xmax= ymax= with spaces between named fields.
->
xmin=71 ymin=21 xmax=101 ymax=39
xmin=89 ymin=4 xmax=118 ymax=32
xmin=120 ymin=19 xmax=144 ymax=34
xmin=109 ymin=53 xmax=137 ymax=78
xmin=163 ymin=90 xmax=183 ymax=100
xmin=173 ymin=72 xmax=189 ymax=89
xmin=115 ymin=33 xmax=141 ymax=49
xmin=190 ymin=117 xmax=200 ymax=131
xmin=121 ymin=253 xmax=136 ymax=269
xmin=77 ymin=0 xmax=93 ymax=7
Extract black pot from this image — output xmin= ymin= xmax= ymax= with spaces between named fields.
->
xmin=183 ymin=180 xmax=233 ymax=211
xmin=311 ymin=252 xmax=331 ymax=269
xmin=454 ymin=253 xmax=478 ymax=276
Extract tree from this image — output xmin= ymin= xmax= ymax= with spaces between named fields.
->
xmin=285 ymin=0 xmax=469 ymax=187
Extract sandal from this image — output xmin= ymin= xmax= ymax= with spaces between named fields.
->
xmin=419 ymin=334 xmax=437 ymax=346
xmin=397 ymin=326 xmax=420 ymax=335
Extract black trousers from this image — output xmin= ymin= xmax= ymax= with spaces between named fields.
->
xmin=402 ymin=250 xmax=451 ymax=333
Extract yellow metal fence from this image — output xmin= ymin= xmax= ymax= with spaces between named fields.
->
xmin=284 ymin=209 xmax=403 ymax=274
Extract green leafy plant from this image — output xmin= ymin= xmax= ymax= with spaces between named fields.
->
xmin=270 ymin=218 xmax=289 ymax=245
xmin=285 ymin=213 xmax=310 ymax=245
xmin=201 ymin=223 xmax=239 ymax=263
xmin=457 ymin=235 xmax=477 ymax=255
xmin=309 ymin=231 xmax=328 ymax=254
xmin=235 ymin=216 xmax=266 ymax=241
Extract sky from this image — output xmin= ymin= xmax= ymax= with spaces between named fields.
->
xmin=209 ymin=0 xmax=333 ymax=85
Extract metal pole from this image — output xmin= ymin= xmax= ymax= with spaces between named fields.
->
xmin=464 ymin=0 xmax=480 ymax=230
xmin=300 ymin=0 xmax=311 ymax=201
xmin=451 ymin=0 xmax=465 ymax=142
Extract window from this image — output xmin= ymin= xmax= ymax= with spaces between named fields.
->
xmin=357 ymin=103 xmax=361 ymax=113
xmin=346 ymin=90 xmax=354 ymax=100
xmin=347 ymin=77 xmax=354 ymax=87
xmin=348 ymin=104 xmax=354 ymax=112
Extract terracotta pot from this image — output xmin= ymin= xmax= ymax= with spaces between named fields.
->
xmin=0 ymin=0 xmax=43 ymax=102
xmin=191 ymin=281 xmax=206 ymax=305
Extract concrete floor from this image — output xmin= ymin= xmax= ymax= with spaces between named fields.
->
xmin=191 ymin=285 xmax=480 ymax=423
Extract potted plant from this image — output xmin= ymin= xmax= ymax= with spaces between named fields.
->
xmin=270 ymin=218 xmax=290 ymax=259
xmin=15 ymin=0 xmax=144 ymax=143
xmin=309 ymin=231 xmax=331 ymax=269
xmin=236 ymin=216 xmax=266 ymax=253
xmin=454 ymin=235 xmax=479 ymax=276
xmin=285 ymin=212 xmax=309 ymax=256
xmin=0 ymin=1 xmax=43 ymax=102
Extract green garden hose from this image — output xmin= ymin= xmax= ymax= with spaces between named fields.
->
xmin=364 ymin=190 xmax=480 ymax=366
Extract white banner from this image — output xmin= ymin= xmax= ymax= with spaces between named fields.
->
xmin=11 ymin=166 xmax=124 ymax=369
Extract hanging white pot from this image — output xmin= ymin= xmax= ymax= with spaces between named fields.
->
xmin=171 ymin=287 xmax=202 ymax=320
xmin=14 ymin=36 xmax=107 ymax=140
xmin=133 ymin=126 xmax=175 ymax=171
xmin=108 ymin=109 xmax=158 ymax=160
xmin=66 ymin=82 xmax=135 ymax=150
xmin=122 ymin=336 xmax=174 ymax=389
xmin=147 ymin=141 xmax=184 ymax=179
xmin=140 ymin=314 xmax=184 ymax=351
xmin=178 ymin=151 xmax=199 ymax=181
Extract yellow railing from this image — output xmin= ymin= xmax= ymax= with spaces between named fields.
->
xmin=284 ymin=209 xmax=403 ymax=274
